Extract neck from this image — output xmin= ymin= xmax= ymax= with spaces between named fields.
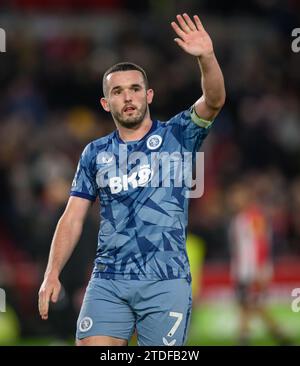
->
xmin=117 ymin=116 xmax=153 ymax=142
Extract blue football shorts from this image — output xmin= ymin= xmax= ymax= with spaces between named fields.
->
xmin=76 ymin=277 xmax=192 ymax=346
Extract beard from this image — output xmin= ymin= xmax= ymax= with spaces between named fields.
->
xmin=111 ymin=103 xmax=148 ymax=129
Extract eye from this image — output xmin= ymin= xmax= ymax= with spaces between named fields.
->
xmin=113 ymin=89 xmax=121 ymax=95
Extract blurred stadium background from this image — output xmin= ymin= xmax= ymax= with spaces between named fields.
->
xmin=1 ymin=0 xmax=300 ymax=346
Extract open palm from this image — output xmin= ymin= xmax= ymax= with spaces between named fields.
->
xmin=171 ymin=14 xmax=213 ymax=58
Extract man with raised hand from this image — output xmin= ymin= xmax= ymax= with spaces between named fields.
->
xmin=38 ymin=13 xmax=225 ymax=346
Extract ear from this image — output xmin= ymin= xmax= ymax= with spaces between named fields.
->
xmin=146 ymin=89 xmax=154 ymax=105
xmin=100 ymin=97 xmax=110 ymax=112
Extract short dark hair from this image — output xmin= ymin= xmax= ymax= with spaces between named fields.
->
xmin=102 ymin=62 xmax=149 ymax=96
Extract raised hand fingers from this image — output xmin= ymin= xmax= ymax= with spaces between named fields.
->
xmin=183 ymin=13 xmax=197 ymax=31
xmin=171 ymin=13 xmax=212 ymax=57
xmin=176 ymin=14 xmax=192 ymax=34
xmin=193 ymin=15 xmax=205 ymax=32
xmin=171 ymin=21 xmax=186 ymax=39
xmin=171 ymin=13 xmax=204 ymax=39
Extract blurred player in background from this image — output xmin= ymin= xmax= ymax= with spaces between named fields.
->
xmin=228 ymin=181 xmax=290 ymax=345
xmin=38 ymin=13 xmax=225 ymax=346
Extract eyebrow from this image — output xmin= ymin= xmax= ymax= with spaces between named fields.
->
xmin=110 ymin=83 xmax=143 ymax=93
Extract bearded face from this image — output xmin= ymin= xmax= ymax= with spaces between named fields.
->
xmin=109 ymin=94 xmax=148 ymax=129
xmin=101 ymin=70 xmax=153 ymax=129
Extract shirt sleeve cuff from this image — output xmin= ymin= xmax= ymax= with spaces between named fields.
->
xmin=70 ymin=191 xmax=96 ymax=202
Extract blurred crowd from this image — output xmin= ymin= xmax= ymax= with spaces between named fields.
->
xmin=0 ymin=0 xmax=300 ymax=342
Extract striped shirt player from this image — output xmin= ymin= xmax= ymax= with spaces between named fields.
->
xmin=230 ymin=204 xmax=273 ymax=305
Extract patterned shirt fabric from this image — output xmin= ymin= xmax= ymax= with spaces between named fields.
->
xmin=70 ymin=107 xmax=213 ymax=280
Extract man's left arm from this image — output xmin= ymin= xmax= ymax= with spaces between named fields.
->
xmin=171 ymin=13 xmax=226 ymax=122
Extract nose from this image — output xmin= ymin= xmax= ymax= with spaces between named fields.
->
xmin=123 ymin=90 xmax=132 ymax=102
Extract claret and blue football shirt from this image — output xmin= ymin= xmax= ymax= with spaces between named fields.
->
xmin=70 ymin=107 xmax=213 ymax=280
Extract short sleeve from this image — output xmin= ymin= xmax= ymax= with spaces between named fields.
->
xmin=167 ymin=106 xmax=214 ymax=153
xmin=70 ymin=143 xmax=97 ymax=201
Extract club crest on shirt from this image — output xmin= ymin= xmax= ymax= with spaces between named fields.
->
xmin=147 ymin=134 xmax=162 ymax=150
xmin=79 ymin=317 xmax=93 ymax=332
